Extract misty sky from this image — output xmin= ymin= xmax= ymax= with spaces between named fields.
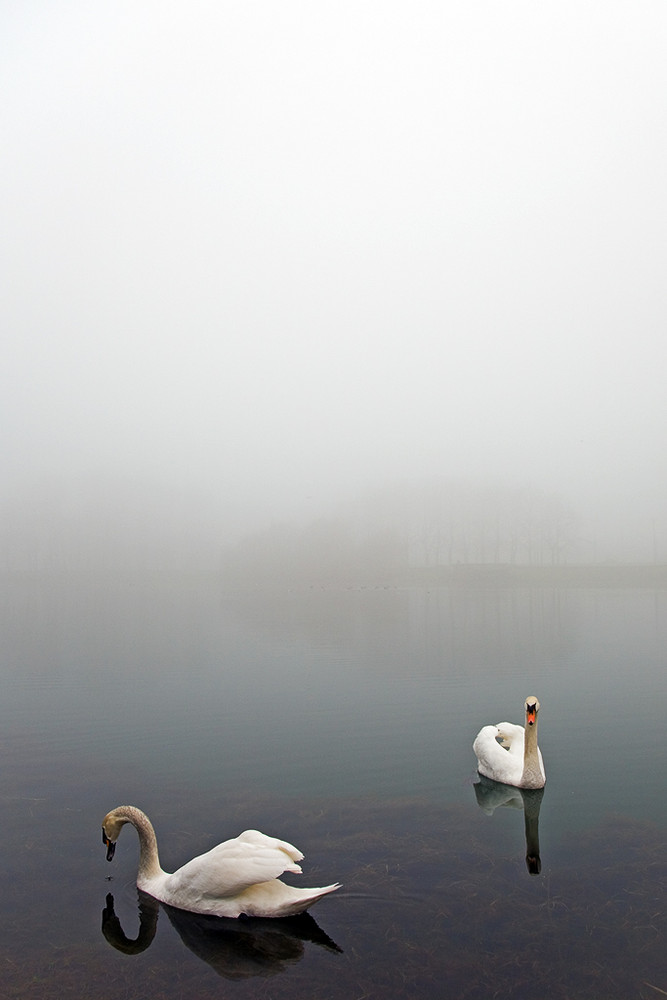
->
xmin=2 ymin=1 xmax=666 ymax=560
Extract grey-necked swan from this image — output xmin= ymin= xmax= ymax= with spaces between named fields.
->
xmin=473 ymin=696 xmax=546 ymax=789
xmin=102 ymin=805 xmax=341 ymax=918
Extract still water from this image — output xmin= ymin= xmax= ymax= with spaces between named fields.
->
xmin=1 ymin=573 xmax=666 ymax=999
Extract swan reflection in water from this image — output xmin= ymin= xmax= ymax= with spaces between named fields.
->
xmin=102 ymin=891 xmax=342 ymax=980
xmin=473 ymin=775 xmax=545 ymax=875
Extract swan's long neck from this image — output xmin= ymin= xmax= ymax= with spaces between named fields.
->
xmin=120 ymin=806 xmax=163 ymax=881
xmin=521 ymin=718 xmax=543 ymax=789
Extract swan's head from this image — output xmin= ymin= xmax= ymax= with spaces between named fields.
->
xmin=524 ymin=696 xmax=540 ymax=727
xmin=102 ymin=809 xmax=128 ymax=862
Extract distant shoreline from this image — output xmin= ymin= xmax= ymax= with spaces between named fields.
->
xmin=407 ymin=563 xmax=667 ymax=588
xmin=2 ymin=563 xmax=667 ymax=590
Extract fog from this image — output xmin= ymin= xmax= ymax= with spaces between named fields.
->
xmin=2 ymin=1 xmax=666 ymax=573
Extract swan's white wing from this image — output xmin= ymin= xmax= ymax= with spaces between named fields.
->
xmin=235 ymin=828 xmax=304 ymax=863
xmin=494 ymin=722 xmax=525 ymax=755
xmin=473 ymin=725 xmax=524 ymax=785
xmin=164 ymin=830 xmax=305 ymax=901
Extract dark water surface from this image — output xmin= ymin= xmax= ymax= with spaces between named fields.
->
xmin=1 ymin=574 xmax=666 ymax=999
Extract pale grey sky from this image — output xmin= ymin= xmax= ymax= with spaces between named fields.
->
xmin=2 ymin=1 xmax=666 ymax=563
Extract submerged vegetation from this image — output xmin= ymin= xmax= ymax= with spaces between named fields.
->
xmin=3 ymin=795 xmax=665 ymax=1000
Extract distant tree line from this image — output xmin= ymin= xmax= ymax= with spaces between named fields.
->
xmin=399 ymin=480 xmax=577 ymax=568
xmin=221 ymin=480 xmax=579 ymax=586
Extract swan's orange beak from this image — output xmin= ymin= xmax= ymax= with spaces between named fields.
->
xmin=526 ymin=705 xmax=537 ymax=726
xmin=103 ymin=830 xmax=116 ymax=861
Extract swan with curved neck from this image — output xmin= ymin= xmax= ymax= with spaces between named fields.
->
xmin=101 ymin=805 xmax=340 ymax=918
xmin=473 ymin=697 xmax=546 ymax=789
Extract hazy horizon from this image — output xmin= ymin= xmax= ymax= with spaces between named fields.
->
xmin=3 ymin=1 xmax=666 ymax=571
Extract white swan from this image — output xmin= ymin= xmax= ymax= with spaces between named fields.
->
xmin=101 ymin=805 xmax=341 ymax=918
xmin=473 ymin=696 xmax=546 ymax=789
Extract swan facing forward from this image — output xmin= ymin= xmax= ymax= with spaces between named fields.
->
xmin=473 ymin=697 xmax=546 ymax=789
xmin=102 ymin=805 xmax=341 ymax=918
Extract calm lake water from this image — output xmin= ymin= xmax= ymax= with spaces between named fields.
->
xmin=1 ymin=572 xmax=666 ymax=999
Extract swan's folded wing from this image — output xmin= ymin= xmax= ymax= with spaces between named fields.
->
xmin=473 ymin=725 xmax=523 ymax=784
xmin=494 ymin=723 xmax=525 ymax=755
xmin=235 ymin=828 xmax=304 ymax=864
xmin=165 ymin=831 xmax=305 ymax=901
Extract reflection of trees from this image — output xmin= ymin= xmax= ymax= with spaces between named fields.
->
xmin=221 ymin=480 xmax=579 ymax=585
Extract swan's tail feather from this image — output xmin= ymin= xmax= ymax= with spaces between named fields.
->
xmin=275 ymin=883 xmax=342 ymax=918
